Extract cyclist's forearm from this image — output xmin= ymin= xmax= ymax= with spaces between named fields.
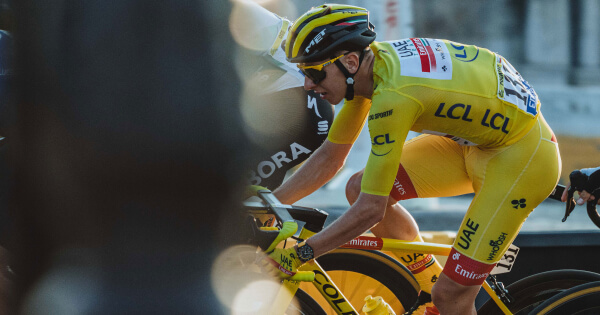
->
xmin=307 ymin=193 xmax=387 ymax=257
xmin=274 ymin=160 xmax=341 ymax=204
xmin=273 ymin=140 xmax=352 ymax=204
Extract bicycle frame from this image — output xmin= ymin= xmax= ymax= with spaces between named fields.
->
xmin=269 ymin=229 xmax=513 ymax=315
xmin=248 ymin=190 xmax=517 ymax=314
xmin=249 ymin=185 xmax=586 ymax=314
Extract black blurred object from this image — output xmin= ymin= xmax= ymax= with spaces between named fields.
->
xmin=0 ymin=27 xmax=15 ymax=249
xmin=12 ymin=1 xmax=249 ymax=314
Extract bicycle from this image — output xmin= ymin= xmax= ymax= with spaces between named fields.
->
xmin=213 ymin=187 xmax=600 ymax=314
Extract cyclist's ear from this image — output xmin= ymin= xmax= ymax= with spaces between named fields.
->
xmin=343 ymin=51 xmax=361 ymax=74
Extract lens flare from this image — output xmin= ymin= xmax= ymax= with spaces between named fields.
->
xmin=229 ymin=0 xmax=282 ymax=52
xmin=211 ymin=245 xmax=284 ymax=313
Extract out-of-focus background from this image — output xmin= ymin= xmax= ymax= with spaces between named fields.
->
xmin=262 ymin=0 xmax=600 ymax=233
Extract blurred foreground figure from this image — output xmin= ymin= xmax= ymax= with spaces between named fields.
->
xmin=12 ymin=1 xmax=249 ymax=314
xmin=0 ymin=4 xmax=15 ymax=312
xmin=230 ymin=1 xmax=334 ymax=190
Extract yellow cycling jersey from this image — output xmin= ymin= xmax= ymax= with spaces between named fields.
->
xmin=328 ymin=38 xmax=542 ymax=197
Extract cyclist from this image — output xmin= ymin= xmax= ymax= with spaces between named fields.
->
xmin=263 ymin=4 xmax=561 ymax=315
xmin=233 ymin=1 xmax=334 ymax=190
xmin=561 ymin=167 xmax=600 ymax=205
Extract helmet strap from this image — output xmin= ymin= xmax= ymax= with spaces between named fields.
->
xmin=334 ymin=50 xmax=365 ymax=101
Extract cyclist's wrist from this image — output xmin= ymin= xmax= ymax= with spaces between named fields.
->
xmin=295 ymin=242 xmax=315 ymax=263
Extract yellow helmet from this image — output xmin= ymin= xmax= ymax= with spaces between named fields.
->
xmin=284 ymin=4 xmax=376 ymax=64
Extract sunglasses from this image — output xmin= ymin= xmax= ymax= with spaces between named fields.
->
xmin=297 ymin=52 xmax=349 ymax=84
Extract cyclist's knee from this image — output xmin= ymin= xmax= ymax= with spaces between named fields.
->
xmin=345 ymin=171 xmax=363 ymax=205
xmin=431 ymin=274 xmax=479 ymax=312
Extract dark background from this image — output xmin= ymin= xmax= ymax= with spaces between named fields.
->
xmin=8 ymin=1 xmax=252 ymax=313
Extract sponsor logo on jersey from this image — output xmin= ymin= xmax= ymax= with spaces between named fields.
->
xmin=317 ymin=120 xmax=329 ymax=134
xmin=392 ymin=178 xmax=406 ymax=195
xmin=307 ymin=95 xmax=322 ymax=118
xmin=444 ymin=248 xmax=495 ymax=285
xmin=457 ymin=218 xmax=479 ymax=250
xmin=405 ymin=254 xmax=435 ymax=274
xmin=400 ymin=252 xmax=426 ymax=264
xmin=511 ymin=198 xmax=527 ymax=209
xmin=411 ymin=38 xmax=436 ymax=72
xmin=487 ymin=232 xmax=508 ymax=261
xmin=388 ymin=38 xmax=452 ymax=80
xmin=304 ymin=29 xmax=326 ymax=54
xmin=450 ymin=42 xmax=480 ymax=62
xmin=370 ymin=133 xmax=395 ymax=156
xmin=248 ymin=142 xmax=312 ymax=185
xmin=371 ymin=133 xmax=395 ymax=146
xmin=368 ymin=109 xmax=393 ymax=121
xmin=496 ymin=60 xmax=505 ymax=98
xmin=454 ymin=264 xmax=489 ymax=281
xmin=432 ymin=102 xmax=511 ymax=135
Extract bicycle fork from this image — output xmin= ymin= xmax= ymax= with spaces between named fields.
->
xmin=482 ymin=276 xmax=513 ymax=315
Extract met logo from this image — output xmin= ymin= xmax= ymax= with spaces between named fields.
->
xmin=304 ymin=29 xmax=326 ymax=54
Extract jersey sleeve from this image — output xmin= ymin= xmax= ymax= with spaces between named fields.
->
xmin=327 ymin=96 xmax=370 ymax=144
xmin=361 ymin=90 xmax=422 ymax=196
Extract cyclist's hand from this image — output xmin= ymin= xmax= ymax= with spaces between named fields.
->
xmin=260 ymin=247 xmax=304 ymax=279
xmin=561 ymin=182 xmax=595 ymax=204
xmin=567 ymin=167 xmax=600 ymax=205
xmin=577 ymin=189 xmax=598 ymax=205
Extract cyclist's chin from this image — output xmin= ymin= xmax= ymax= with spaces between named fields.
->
xmin=328 ymin=93 xmax=344 ymax=105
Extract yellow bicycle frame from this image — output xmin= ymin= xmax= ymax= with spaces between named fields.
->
xmin=269 ymin=233 xmax=513 ymax=315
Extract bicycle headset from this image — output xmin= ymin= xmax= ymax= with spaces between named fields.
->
xmin=283 ymin=4 xmax=376 ymax=100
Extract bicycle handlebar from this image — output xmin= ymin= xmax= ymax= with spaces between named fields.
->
xmin=243 ymin=190 xmax=328 ymax=282
xmin=547 ymin=184 xmax=566 ymax=201
xmin=244 ymin=193 xmax=328 ymax=251
xmin=557 ymin=168 xmax=600 ymax=229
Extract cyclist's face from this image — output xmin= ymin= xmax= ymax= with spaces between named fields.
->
xmin=297 ymin=53 xmax=348 ymax=84
xmin=302 ymin=56 xmax=348 ymax=104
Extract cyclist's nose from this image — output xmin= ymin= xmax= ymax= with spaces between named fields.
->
xmin=304 ymin=76 xmax=317 ymax=90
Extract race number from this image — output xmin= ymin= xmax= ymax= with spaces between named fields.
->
xmin=495 ymin=55 xmax=538 ymax=117
xmin=490 ymin=243 xmax=520 ymax=275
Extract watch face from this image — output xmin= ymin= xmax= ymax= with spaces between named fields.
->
xmin=298 ymin=244 xmax=314 ymax=261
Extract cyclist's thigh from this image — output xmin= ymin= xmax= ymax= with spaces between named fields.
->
xmin=444 ymin=117 xmax=561 ymax=285
xmin=390 ymin=134 xmax=474 ymax=201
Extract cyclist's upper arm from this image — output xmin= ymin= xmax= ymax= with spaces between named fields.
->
xmin=361 ymin=91 xmax=422 ymax=196
xmin=327 ymin=96 xmax=371 ymax=145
